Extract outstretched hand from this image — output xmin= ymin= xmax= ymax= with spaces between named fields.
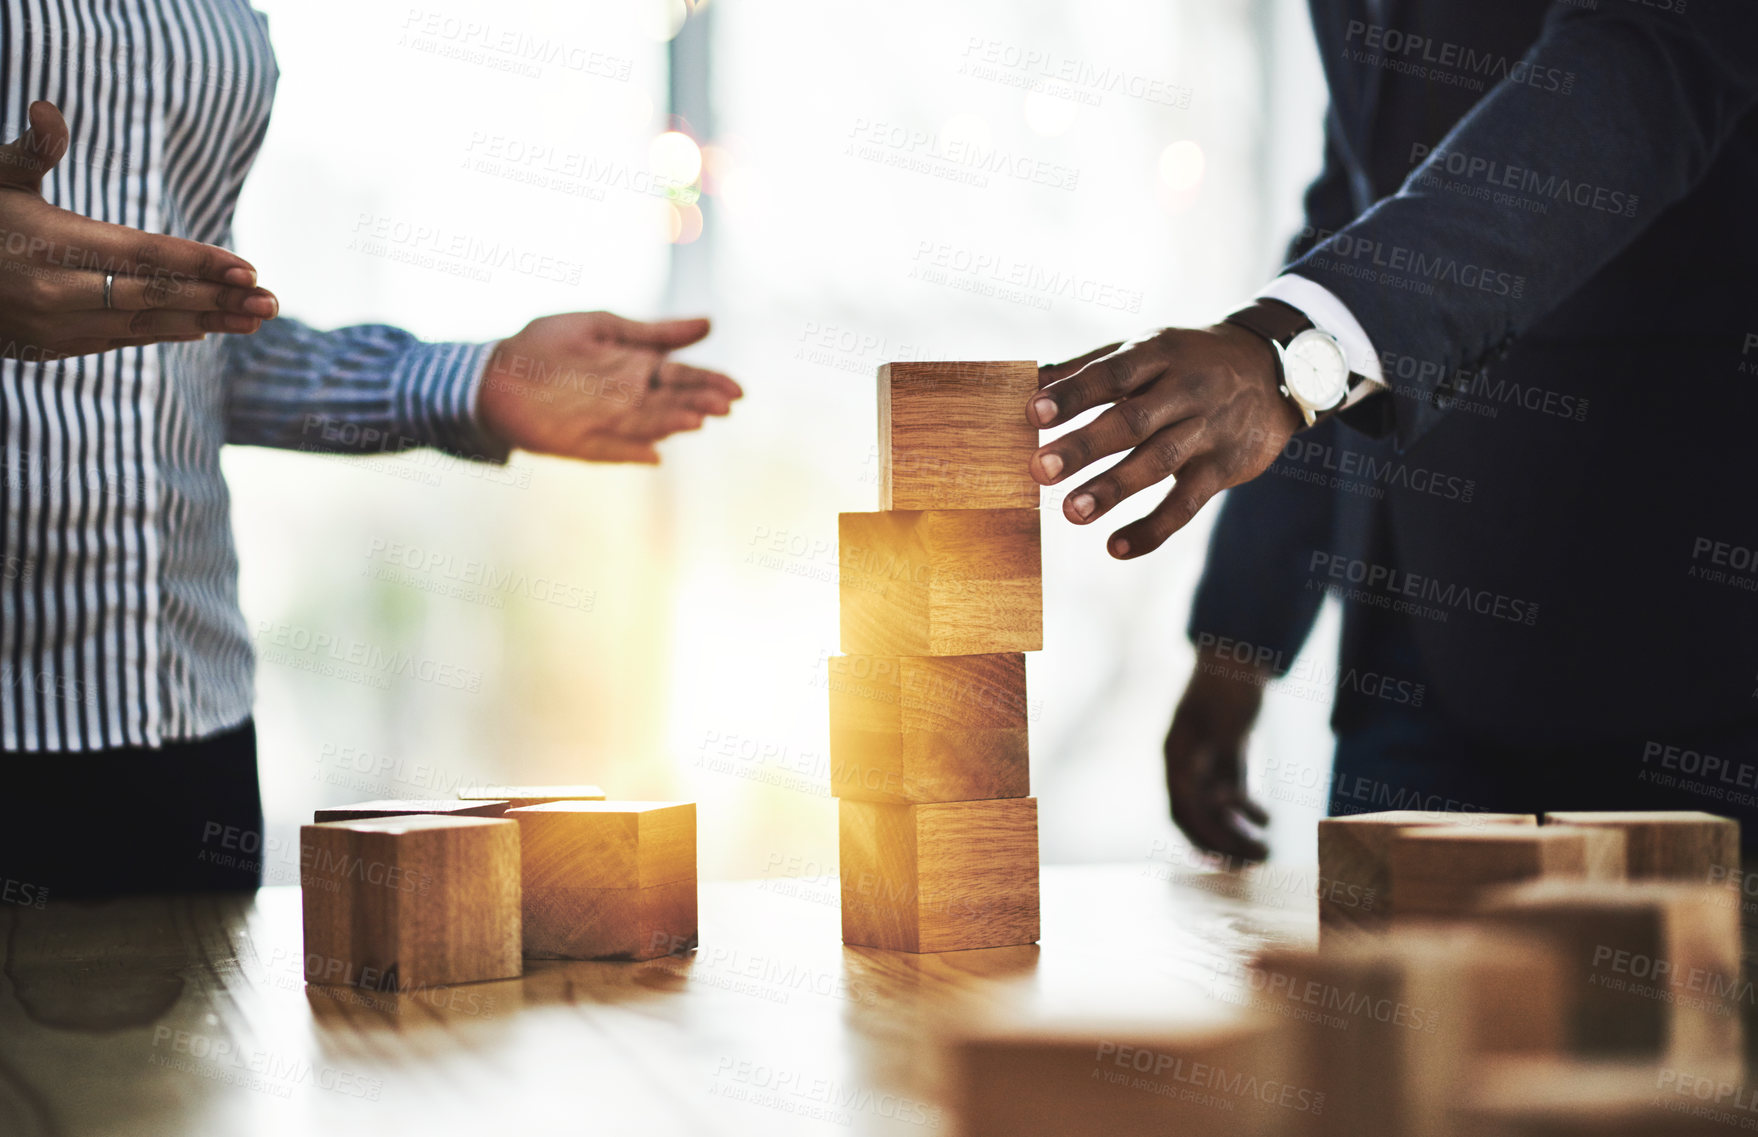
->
xmin=0 ymin=100 xmax=277 ymax=361
xmin=1030 ymin=324 xmax=1301 ymax=558
xmin=477 ymin=311 xmax=743 ymax=464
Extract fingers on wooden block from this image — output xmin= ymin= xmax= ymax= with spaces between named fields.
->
xmin=954 ymin=1015 xmax=1305 ymax=1137
xmin=829 ymin=652 xmax=1029 ymax=803
xmin=508 ymin=801 xmax=697 ymax=961
xmin=455 ymin=785 xmax=608 ymax=815
xmin=839 ymin=509 xmax=1043 ymax=656
xmin=300 ymin=815 xmax=522 ymax=989
xmin=840 ymin=798 xmax=1039 ymax=953
xmin=312 ymin=799 xmax=509 ymax=823
xmin=1477 ymin=880 xmax=1743 ymax=1066
xmin=879 ymin=361 xmax=1040 ymax=511
xmin=1542 ymin=811 xmax=1739 ymax=882
xmin=1388 ymin=827 xmax=1606 ymax=921
xmin=1316 ymin=811 xmax=1538 ymax=938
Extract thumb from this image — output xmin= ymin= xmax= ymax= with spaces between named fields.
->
xmin=0 ymin=101 xmax=70 ymax=191
xmin=584 ymin=311 xmax=711 ymax=351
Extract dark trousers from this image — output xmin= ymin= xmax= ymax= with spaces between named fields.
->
xmin=0 ymin=720 xmax=263 ymax=899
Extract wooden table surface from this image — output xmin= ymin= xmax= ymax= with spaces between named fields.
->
xmin=0 ymin=863 xmax=1317 ymax=1137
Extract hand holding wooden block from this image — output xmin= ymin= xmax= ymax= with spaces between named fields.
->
xmin=300 ymin=815 xmax=521 ymax=989
xmin=1542 ymin=811 xmax=1738 ymax=883
xmin=1477 ymin=880 xmax=1743 ymax=1067
xmin=879 ymin=361 xmax=1040 ymax=511
xmin=1316 ymin=811 xmax=1537 ymax=938
xmin=829 ymin=652 xmax=1029 ymax=803
xmin=840 ymin=798 xmax=1038 ymax=952
xmin=456 ymin=785 xmax=607 ymax=815
xmin=509 ymin=801 xmax=696 ymax=961
xmin=313 ymin=799 xmax=509 ymax=822
xmin=1387 ymin=827 xmax=1609 ymax=921
xmin=840 ymin=509 xmax=1042 ymax=656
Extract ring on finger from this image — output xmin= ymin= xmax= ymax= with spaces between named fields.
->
xmin=103 ymin=273 xmax=115 ymax=310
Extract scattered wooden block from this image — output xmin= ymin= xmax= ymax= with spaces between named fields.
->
xmin=878 ymin=360 xmax=1040 ymax=512
xmin=1477 ymin=880 xmax=1743 ymax=1066
xmin=1250 ymin=929 xmax=1566 ymax=1137
xmin=828 ymin=652 xmax=1029 ymax=803
xmin=456 ymin=785 xmax=607 ymax=815
xmin=839 ymin=508 xmax=1042 ymax=656
xmin=1388 ymin=827 xmax=1600 ymax=921
xmin=300 ymin=815 xmax=521 ymax=989
xmin=840 ymin=797 xmax=1038 ymax=952
xmin=312 ymin=799 xmax=508 ymax=823
xmin=1542 ymin=812 xmax=1738 ymax=883
xmin=508 ymin=802 xmax=696 ymax=960
xmin=1457 ymin=1057 xmax=1742 ymax=1136
xmin=955 ymin=1012 xmax=1301 ymax=1137
xmin=1316 ymin=811 xmax=1537 ymax=939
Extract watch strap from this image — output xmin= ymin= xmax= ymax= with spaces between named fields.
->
xmin=1225 ymin=298 xmax=1368 ymax=426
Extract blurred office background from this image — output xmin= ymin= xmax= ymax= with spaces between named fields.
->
xmin=227 ymin=0 xmax=1340 ymax=884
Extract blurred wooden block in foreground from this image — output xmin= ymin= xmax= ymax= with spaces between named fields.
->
xmin=879 ymin=360 xmax=1040 ymax=511
xmin=1542 ymin=811 xmax=1738 ymax=883
xmin=954 ymin=1013 xmax=1304 ymax=1137
xmin=300 ymin=815 xmax=521 ymax=989
xmin=1316 ymin=810 xmax=1537 ymax=939
xmin=840 ymin=798 xmax=1038 ymax=952
xmin=1457 ymin=1057 xmax=1748 ymax=1136
xmin=828 ymin=651 xmax=1029 ymax=803
xmin=456 ymin=785 xmax=607 ymax=815
xmin=1388 ymin=826 xmax=1617 ymax=921
xmin=509 ymin=801 xmax=696 ymax=960
xmin=1250 ymin=928 xmax=1566 ymax=1137
xmin=839 ymin=508 xmax=1042 ymax=656
xmin=1478 ymin=880 xmax=1743 ymax=1066
xmin=312 ymin=799 xmax=508 ymax=823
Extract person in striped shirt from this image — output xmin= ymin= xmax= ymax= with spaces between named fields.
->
xmin=0 ymin=3 xmax=741 ymax=897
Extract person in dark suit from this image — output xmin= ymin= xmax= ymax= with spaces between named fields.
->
xmin=1025 ymin=2 xmax=1758 ymax=855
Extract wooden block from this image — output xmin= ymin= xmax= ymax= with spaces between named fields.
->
xmin=300 ymin=815 xmax=521 ymax=989
xmin=955 ymin=1012 xmax=1304 ymax=1137
xmin=1388 ymin=827 xmax=1593 ymax=921
xmin=1316 ymin=811 xmax=1537 ymax=939
xmin=839 ymin=509 xmax=1042 ymax=656
xmin=1250 ymin=929 xmax=1566 ymax=1137
xmin=828 ymin=652 xmax=1029 ymax=803
xmin=313 ymin=799 xmax=508 ymax=823
xmin=1478 ymin=880 xmax=1743 ymax=1066
xmin=508 ymin=802 xmax=696 ymax=961
xmin=456 ymin=785 xmax=607 ymax=815
xmin=1542 ymin=811 xmax=1738 ymax=882
xmin=1457 ymin=1057 xmax=1744 ymax=1137
xmin=840 ymin=798 xmax=1038 ymax=952
xmin=878 ymin=360 xmax=1040 ymax=511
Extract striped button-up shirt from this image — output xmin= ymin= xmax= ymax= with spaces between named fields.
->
xmin=2 ymin=0 xmax=503 ymax=751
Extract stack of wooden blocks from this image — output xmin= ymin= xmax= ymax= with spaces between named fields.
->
xmin=300 ymin=784 xmax=699 ymax=991
xmin=953 ymin=808 xmax=1747 ymax=1136
xmin=834 ymin=361 xmax=1044 ymax=953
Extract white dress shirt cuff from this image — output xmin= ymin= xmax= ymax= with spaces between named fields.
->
xmin=1255 ymin=273 xmax=1386 ymax=407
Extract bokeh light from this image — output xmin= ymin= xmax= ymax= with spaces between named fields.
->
xmin=650 ymin=130 xmax=704 ymax=185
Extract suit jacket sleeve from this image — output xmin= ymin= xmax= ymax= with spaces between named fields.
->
xmin=1289 ymin=2 xmax=1758 ymax=450
xmin=1187 ymin=419 xmax=1338 ymax=677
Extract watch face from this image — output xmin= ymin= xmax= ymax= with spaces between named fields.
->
xmin=1282 ymin=330 xmax=1349 ymax=410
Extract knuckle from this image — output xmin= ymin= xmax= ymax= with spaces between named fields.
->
xmin=22 ymin=271 xmax=58 ymax=312
xmin=141 ymin=273 xmax=175 ymax=309
xmin=129 ymin=240 xmax=158 ymax=270
xmin=1146 ymin=433 xmax=1185 ymax=472
xmin=1116 ymin=398 xmax=1155 ymax=440
xmin=127 ymin=309 xmax=159 ymax=336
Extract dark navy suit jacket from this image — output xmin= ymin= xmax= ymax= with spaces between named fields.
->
xmin=1189 ymin=0 xmax=1758 ymax=744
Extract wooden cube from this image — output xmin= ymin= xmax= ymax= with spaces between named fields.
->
xmin=1457 ymin=1057 xmax=1742 ymax=1136
xmin=1317 ymin=811 xmax=1537 ymax=939
xmin=1478 ymin=880 xmax=1743 ymax=1065
xmin=1542 ymin=811 xmax=1738 ymax=882
xmin=839 ymin=509 xmax=1042 ymax=656
xmin=1388 ymin=827 xmax=1600 ymax=921
xmin=313 ymin=799 xmax=508 ymax=823
xmin=828 ymin=652 xmax=1029 ymax=803
xmin=840 ymin=797 xmax=1038 ymax=952
xmin=878 ymin=360 xmax=1040 ymax=511
xmin=456 ymin=785 xmax=607 ymax=815
xmin=955 ymin=1013 xmax=1300 ymax=1137
xmin=508 ymin=802 xmax=696 ymax=960
xmin=300 ymin=815 xmax=521 ymax=989
xmin=1251 ymin=929 xmax=1566 ymax=1137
